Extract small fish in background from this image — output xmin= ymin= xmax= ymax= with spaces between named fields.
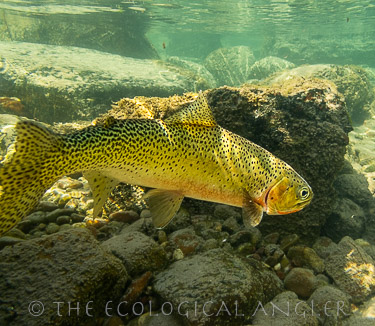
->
xmin=347 ymin=17 xmax=350 ymax=22
xmin=162 ymin=42 xmax=166 ymax=49
xmin=0 ymin=93 xmax=313 ymax=236
xmin=0 ymin=97 xmax=24 ymax=115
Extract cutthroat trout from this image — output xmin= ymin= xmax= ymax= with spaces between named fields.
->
xmin=0 ymin=93 xmax=313 ymax=236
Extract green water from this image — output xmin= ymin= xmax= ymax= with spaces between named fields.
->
xmin=1 ymin=0 xmax=375 ymax=65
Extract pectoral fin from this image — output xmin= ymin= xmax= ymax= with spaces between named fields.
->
xmin=84 ymin=171 xmax=119 ymax=218
xmin=143 ymin=189 xmax=184 ymax=228
xmin=242 ymin=191 xmax=264 ymax=227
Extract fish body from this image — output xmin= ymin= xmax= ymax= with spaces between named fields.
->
xmin=0 ymin=94 xmax=313 ymax=236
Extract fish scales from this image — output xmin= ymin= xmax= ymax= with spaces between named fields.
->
xmin=0 ymin=94 xmax=313 ymax=235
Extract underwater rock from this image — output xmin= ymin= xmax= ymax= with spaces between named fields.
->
xmin=109 ymin=210 xmax=140 ymax=224
xmin=287 ymin=246 xmax=325 ymax=273
xmin=325 ymin=236 xmax=375 ymax=303
xmin=213 ymin=204 xmax=241 ymax=223
xmin=207 ymin=84 xmax=351 ymax=243
xmin=153 ymin=248 xmax=283 ymax=326
xmin=264 ymin=244 xmax=284 ymax=267
xmin=279 ymin=234 xmax=300 ymax=252
xmin=307 ymin=285 xmax=351 ymax=325
xmin=247 ymin=56 xmax=295 ymax=80
xmin=323 ymin=197 xmax=366 ymax=243
xmin=105 ymin=83 xmax=351 ymax=243
xmin=312 ymin=236 xmax=339 ymax=259
xmin=221 ymin=216 xmax=241 ymax=234
xmin=168 ymin=228 xmax=204 ymax=256
xmin=333 ymin=173 xmax=374 ymax=207
xmin=166 ymin=56 xmax=217 ymax=89
xmin=252 ymin=291 xmax=319 ymax=326
xmin=0 ymin=236 xmax=24 ymax=250
xmin=120 ymin=271 xmax=152 ymax=307
xmin=342 ymin=296 xmax=375 ymax=326
xmin=0 ymin=114 xmax=25 ymax=160
xmin=37 ymin=201 xmax=60 ymax=212
xmin=45 ymin=208 xmax=76 ymax=223
xmin=229 ymin=228 xmax=262 ymax=248
xmin=0 ymin=41 xmax=202 ymax=123
xmin=45 ymin=222 xmax=60 ymax=234
xmin=263 ymin=232 xmax=280 ymax=245
xmin=204 ymin=46 xmax=256 ymax=86
xmin=101 ymin=231 xmax=167 ymax=277
xmin=265 ymin=64 xmax=374 ymax=124
xmin=128 ymin=312 xmax=185 ymax=326
xmin=0 ymin=228 xmax=127 ymax=326
xmin=262 ymin=35 xmax=375 ymax=68
xmin=55 ymin=215 xmax=71 ymax=225
xmin=323 ymin=170 xmax=375 ymax=242
xmin=284 ymin=268 xmax=318 ymax=298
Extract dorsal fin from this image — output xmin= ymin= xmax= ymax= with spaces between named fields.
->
xmin=165 ymin=92 xmax=217 ymax=127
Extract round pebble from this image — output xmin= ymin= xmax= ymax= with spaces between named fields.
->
xmin=56 ymin=215 xmax=71 ymax=225
xmin=37 ymin=201 xmax=59 ymax=212
xmin=59 ymin=224 xmax=73 ymax=231
xmin=280 ymin=234 xmax=299 ymax=251
xmin=140 ymin=209 xmax=152 ymax=219
xmin=58 ymin=194 xmax=71 ymax=207
xmin=37 ymin=223 xmax=47 ymax=231
xmin=109 ymin=210 xmax=139 ymax=224
xmin=284 ymin=267 xmax=317 ymax=298
xmin=3 ymin=228 xmax=26 ymax=239
xmin=26 ymin=211 xmax=47 ymax=225
xmin=263 ymin=232 xmax=280 ymax=244
xmin=71 ymin=213 xmax=85 ymax=224
xmin=45 ymin=223 xmax=60 ymax=235
xmin=157 ymin=230 xmax=168 ymax=244
xmin=67 ymin=180 xmax=84 ymax=189
xmin=173 ymin=248 xmax=184 ymax=260
xmin=222 ymin=216 xmax=240 ymax=234
xmin=203 ymin=238 xmax=219 ymax=251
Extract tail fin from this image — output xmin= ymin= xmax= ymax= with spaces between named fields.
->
xmin=0 ymin=121 xmax=63 ymax=236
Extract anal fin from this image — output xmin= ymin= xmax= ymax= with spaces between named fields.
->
xmin=143 ymin=189 xmax=184 ymax=228
xmin=84 ymin=171 xmax=120 ymax=218
xmin=242 ymin=191 xmax=264 ymax=227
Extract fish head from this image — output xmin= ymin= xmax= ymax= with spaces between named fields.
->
xmin=265 ymin=173 xmax=313 ymax=215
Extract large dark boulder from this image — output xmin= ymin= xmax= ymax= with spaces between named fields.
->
xmin=206 ymin=82 xmax=351 ymax=243
xmin=0 ymin=228 xmax=128 ymax=325
xmin=153 ymin=249 xmax=283 ymax=326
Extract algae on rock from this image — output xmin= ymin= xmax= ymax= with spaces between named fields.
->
xmin=204 ymin=46 xmax=256 ymax=86
xmin=0 ymin=229 xmax=128 ymax=326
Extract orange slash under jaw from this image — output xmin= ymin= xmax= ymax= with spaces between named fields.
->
xmin=277 ymin=209 xmax=300 ymax=215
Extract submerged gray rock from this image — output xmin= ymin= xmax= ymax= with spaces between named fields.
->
xmin=204 ymin=46 xmax=256 ymax=86
xmin=0 ymin=41 xmax=207 ymax=123
xmin=0 ymin=228 xmax=127 ymax=326
xmin=308 ymin=285 xmax=351 ymax=325
xmin=252 ymin=291 xmax=319 ymax=326
xmin=264 ymin=64 xmax=374 ymax=124
xmin=153 ymin=248 xmax=283 ymax=326
xmin=325 ymin=236 xmax=375 ymax=303
xmin=101 ymin=230 xmax=167 ymax=277
xmin=248 ymin=56 xmax=295 ymax=80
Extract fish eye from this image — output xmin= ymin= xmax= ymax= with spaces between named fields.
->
xmin=299 ymin=187 xmax=310 ymax=200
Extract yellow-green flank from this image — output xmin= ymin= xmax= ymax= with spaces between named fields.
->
xmin=0 ymin=93 xmax=313 ymax=236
